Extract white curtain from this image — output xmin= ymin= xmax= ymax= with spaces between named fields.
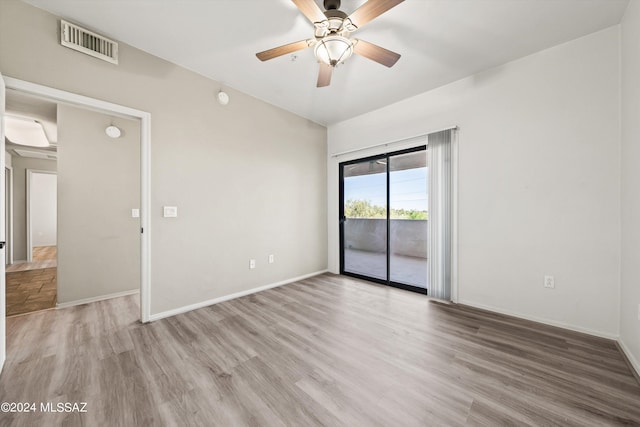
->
xmin=428 ymin=129 xmax=453 ymax=300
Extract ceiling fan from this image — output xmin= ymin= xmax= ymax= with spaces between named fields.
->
xmin=256 ymin=0 xmax=405 ymax=87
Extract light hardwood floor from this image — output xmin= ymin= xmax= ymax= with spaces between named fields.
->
xmin=0 ymin=273 xmax=638 ymax=426
xmin=5 ymin=267 xmax=57 ymax=316
xmin=6 ymin=246 xmax=57 ymax=273
xmin=32 ymin=246 xmax=57 ymax=262
xmin=5 ymin=246 xmax=58 ymax=316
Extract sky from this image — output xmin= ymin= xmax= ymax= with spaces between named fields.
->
xmin=344 ymin=167 xmax=428 ymax=211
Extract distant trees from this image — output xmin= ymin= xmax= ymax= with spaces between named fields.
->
xmin=344 ymin=199 xmax=428 ymax=220
xmin=344 ymin=199 xmax=386 ymax=218
xmin=391 ymin=208 xmax=429 ymax=220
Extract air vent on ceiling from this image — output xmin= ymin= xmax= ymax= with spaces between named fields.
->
xmin=60 ymin=20 xmax=118 ymax=64
xmin=13 ymin=149 xmax=58 ymax=161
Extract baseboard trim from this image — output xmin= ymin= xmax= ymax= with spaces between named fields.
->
xmin=617 ymin=339 xmax=640 ymax=385
xmin=149 ymin=270 xmax=329 ymax=322
xmin=458 ymin=299 xmax=619 ymax=340
xmin=57 ymin=289 xmax=140 ymax=309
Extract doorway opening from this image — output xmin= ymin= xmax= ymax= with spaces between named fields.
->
xmin=339 ymin=146 xmax=428 ymax=294
xmin=27 ymin=170 xmax=57 ymax=265
xmin=4 ymin=90 xmax=59 ymax=317
xmin=1 ymin=76 xmax=151 ymax=330
xmin=6 ymin=168 xmax=58 ymax=316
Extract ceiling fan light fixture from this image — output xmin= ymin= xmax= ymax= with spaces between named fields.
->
xmin=314 ymin=35 xmax=353 ymax=67
xmin=257 ymin=0 xmax=405 ymax=87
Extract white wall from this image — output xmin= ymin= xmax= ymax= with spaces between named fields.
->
xmin=10 ymin=156 xmax=56 ymax=260
xmin=620 ymin=0 xmax=640 ymax=373
xmin=328 ymin=27 xmax=621 ymax=338
xmin=29 ymin=171 xmax=56 ymax=247
xmin=0 ymin=0 xmax=327 ymax=316
xmin=57 ymin=105 xmax=140 ymax=304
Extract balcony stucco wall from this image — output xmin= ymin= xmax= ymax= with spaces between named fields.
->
xmin=344 ymin=219 xmax=427 ymax=258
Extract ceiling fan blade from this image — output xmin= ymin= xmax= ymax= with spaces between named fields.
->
xmin=292 ymin=0 xmax=327 ymax=24
xmin=346 ymin=0 xmax=404 ymax=30
xmin=354 ymin=39 xmax=401 ymax=67
xmin=256 ymin=40 xmax=310 ymax=61
xmin=317 ymin=64 xmax=333 ymax=87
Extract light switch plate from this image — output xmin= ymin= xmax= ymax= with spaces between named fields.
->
xmin=163 ymin=206 xmax=178 ymax=218
xmin=131 ymin=208 xmax=140 ymax=218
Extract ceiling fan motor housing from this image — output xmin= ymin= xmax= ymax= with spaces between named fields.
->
xmin=324 ymin=0 xmax=341 ymax=10
xmin=315 ymin=9 xmax=349 ymax=38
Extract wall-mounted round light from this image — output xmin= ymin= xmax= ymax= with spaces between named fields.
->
xmin=217 ymin=91 xmax=230 ymax=106
xmin=105 ymin=125 xmax=121 ymax=138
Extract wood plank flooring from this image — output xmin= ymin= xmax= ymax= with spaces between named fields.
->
xmin=6 ymin=246 xmax=57 ymax=273
xmin=5 ymin=268 xmax=57 ymax=316
xmin=0 ymin=273 xmax=638 ymax=426
xmin=32 ymin=246 xmax=57 ymax=262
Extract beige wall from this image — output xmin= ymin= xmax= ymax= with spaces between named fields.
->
xmin=620 ymin=0 xmax=640 ymax=374
xmin=10 ymin=156 xmax=56 ymax=261
xmin=0 ymin=0 xmax=327 ymax=314
xmin=57 ymin=105 xmax=140 ymax=303
xmin=329 ymin=27 xmax=621 ymax=338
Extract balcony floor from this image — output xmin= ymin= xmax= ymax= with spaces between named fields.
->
xmin=344 ymin=248 xmax=428 ymax=289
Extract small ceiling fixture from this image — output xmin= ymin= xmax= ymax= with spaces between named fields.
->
xmin=217 ymin=90 xmax=230 ymax=106
xmin=105 ymin=125 xmax=121 ymax=138
xmin=256 ymin=0 xmax=404 ymax=87
xmin=5 ymin=115 xmax=50 ymax=147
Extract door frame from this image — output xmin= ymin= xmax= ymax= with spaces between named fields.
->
xmin=26 ymin=169 xmax=57 ymax=263
xmin=339 ymin=145 xmax=428 ymax=295
xmin=1 ymin=73 xmax=6 ymax=372
xmin=4 ymin=166 xmax=12 ymax=265
xmin=3 ymin=76 xmax=152 ymax=324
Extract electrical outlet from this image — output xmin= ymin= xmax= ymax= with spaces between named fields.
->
xmin=544 ymin=275 xmax=555 ymax=289
xmin=249 ymin=259 xmax=256 ymax=269
xmin=268 ymin=254 xmax=274 ymax=264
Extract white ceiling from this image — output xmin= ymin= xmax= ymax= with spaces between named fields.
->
xmin=23 ymin=0 xmax=629 ymax=125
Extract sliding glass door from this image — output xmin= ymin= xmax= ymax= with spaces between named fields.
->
xmin=389 ymin=150 xmax=428 ymax=289
xmin=341 ymin=156 xmax=388 ymax=281
xmin=340 ymin=146 xmax=428 ymax=294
